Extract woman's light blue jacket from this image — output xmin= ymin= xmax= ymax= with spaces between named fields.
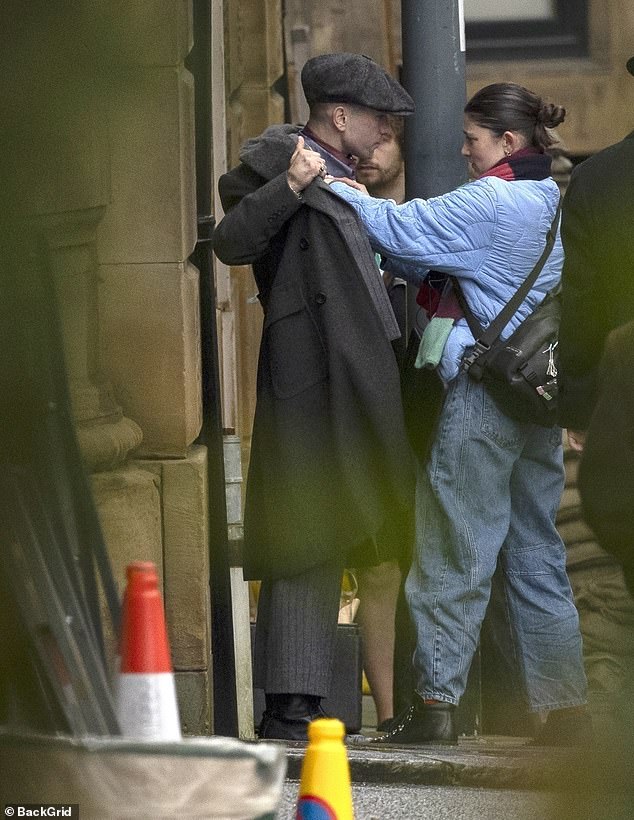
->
xmin=329 ymin=176 xmax=562 ymax=382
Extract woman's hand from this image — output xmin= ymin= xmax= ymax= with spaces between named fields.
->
xmin=330 ymin=177 xmax=370 ymax=195
xmin=287 ymin=135 xmax=327 ymax=195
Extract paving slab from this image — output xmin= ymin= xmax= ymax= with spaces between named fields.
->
xmin=276 ymin=734 xmax=632 ymax=793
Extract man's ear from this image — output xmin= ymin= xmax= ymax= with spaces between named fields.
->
xmin=332 ymin=105 xmax=347 ymax=133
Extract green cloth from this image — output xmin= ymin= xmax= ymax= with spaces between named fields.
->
xmin=415 ymin=317 xmax=454 ymax=369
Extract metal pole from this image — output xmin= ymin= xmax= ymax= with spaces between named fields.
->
xmin=402 ymin=0 xmax=467 ymax=332
xmin=190 ymin=0 xmax=239 ymax=737
xmin=401 ymin=0 xmax=468 ymax=346
xmin=401 ymin=0 xmax=467 ymax=201
xmin=400 ymin=0 xmax=481 ymax=735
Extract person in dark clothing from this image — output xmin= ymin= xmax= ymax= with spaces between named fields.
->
xmin=578 ymin=320 xmax=634 ymax=595
xmin=576 ymin=319 xmax=634 ymax=762
xmin=556 ymin=56 xmax=634 ymax=757
xmin=558 ymin=55 xmax=634 ymax=449
xmin=212 ymin=53 xmax=415 ymax=741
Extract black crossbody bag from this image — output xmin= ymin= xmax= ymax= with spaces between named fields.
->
xmin=452 ymin=203 xmax=562 ymax=427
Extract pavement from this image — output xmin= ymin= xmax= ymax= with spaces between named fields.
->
xmin=273 ymin=733 xmax=634 ymax=820
xmin=270 ymin=696 xmax=592 ymax=790
xmin=262 ymin=695 xmax=634 ymax=810
xmin=282 ymin=734 xmax=573 ymax=789
xmin=279 ymin=731 xmax=633 ymax=794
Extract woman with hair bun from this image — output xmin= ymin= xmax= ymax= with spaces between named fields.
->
xmin=328 ymin=82 xmax=589 ymax=746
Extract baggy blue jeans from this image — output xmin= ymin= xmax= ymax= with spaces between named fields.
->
xmin=405 ymin=373 xmax=588 ymax=711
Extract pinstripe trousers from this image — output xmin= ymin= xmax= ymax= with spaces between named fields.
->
xmin=253 ymin=563 xmax=344 ymax=697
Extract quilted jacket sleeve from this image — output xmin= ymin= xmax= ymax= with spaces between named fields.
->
xmin=328 ymin=180 xmax=496 ymax=280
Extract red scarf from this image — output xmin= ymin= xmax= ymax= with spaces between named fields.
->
xmin=479 ymin=147 xmax=552 ymax=181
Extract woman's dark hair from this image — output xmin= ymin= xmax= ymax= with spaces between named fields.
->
xmin=464 ymin=83 xmax=565 ymax=151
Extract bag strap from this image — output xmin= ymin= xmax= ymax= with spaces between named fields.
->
xmin=452 ymin=200 xmax=561 ymax=349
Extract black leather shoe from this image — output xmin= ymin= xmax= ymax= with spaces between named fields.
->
xmin=372 ymin=696 xmax=457 ymax=745
xmin=376 ymin=717 xmax=398 ymax=733
xmin=531 ymin=708 xmax=593 ymax=747
xmin=258 ymin=694 xmax=329 ymax=741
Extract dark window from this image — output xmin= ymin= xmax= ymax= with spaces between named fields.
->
xmin=466 ymin=0 xmax=588 ymax=61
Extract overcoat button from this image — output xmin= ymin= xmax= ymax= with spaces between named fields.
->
xmin=299 ymin=237 xmax=310 ymax=249
xmin=314 ymin=292 xmax=327 ymax=305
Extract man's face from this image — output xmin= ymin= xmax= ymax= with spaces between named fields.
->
xmin=356 ymin=131 xmax=403 ymax=190
xmin=341 ymin=106 xmax=392 ymax=162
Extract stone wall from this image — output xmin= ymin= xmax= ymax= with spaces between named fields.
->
xmin=5 ymin=1 xmax=215 ymax=735
xmin=91 ymin=2 xmax=212 ymax=734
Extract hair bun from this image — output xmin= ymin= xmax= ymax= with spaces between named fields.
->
xmin=538 ymin=103 xmax=566 ymax=128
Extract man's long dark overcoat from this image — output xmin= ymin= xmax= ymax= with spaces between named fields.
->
xmin=213 ymin=125 xmax=414 ymax=580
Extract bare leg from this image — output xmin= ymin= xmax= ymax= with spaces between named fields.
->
xmin=356 ymin=561 xmax=401 ymax=725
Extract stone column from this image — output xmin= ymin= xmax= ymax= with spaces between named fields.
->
xmin=47 ymin=213 xmax=144 ymax=471
xmin=94 ymin=2 xmax=213 ymax=734
xmin=7 ymin=2 xmax=214 ymax=734
xmin=10 ymin=19 xmax=143 ymax=475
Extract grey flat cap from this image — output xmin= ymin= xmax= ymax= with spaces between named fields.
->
xmin=301 ymin=52 xmax=414 ymax=115
xmin=628 ymin=55 xmax=634 ymax=76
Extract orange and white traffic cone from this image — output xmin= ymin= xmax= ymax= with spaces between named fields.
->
xmin=296 ymin=718 xmax=353 ymax=819
xmin=116 ymin=561 xmax=182 ymax=740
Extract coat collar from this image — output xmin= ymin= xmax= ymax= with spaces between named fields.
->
xmin=239 ymin=124 xmax=300 ymax=180
xmin=240 ymin=124 xmax=401 ymax=342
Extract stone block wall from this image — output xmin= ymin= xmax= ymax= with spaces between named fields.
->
xmin=90 ymin=3 xmax=212 ymax=734
xmin=6 ymin=1 xmax=217 ymax=735
xmin=97 ymin=6 xmax=200 ymax=457
xmin=99 ymin=262 xmax=201 ymax=458
xmin=132 ymin=447 xmax=213 ymax=735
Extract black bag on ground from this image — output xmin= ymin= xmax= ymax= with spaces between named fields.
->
xmin=452 ymin=203 xmax=561 ymax=428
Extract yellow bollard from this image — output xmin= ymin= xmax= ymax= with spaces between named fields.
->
xmin=296 ymin=718 xmax=353 ymax=819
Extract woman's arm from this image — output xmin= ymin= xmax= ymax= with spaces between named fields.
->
xmin=329 ymin=179 xmax=494 ymax=276
xmin=378 ymin=254 xmax=428 ymax=286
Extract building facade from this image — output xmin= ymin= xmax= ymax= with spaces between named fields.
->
xmin=4 ymin=0 xmax=632 ymax=737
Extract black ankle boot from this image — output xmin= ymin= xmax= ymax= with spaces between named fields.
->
xmin=259 ymin=693 xmax=328 ymax=741
xmin=531 ymin=707 xmax=593 ymax=747
xmin=372 ymin=695 xmax=457 ymax=745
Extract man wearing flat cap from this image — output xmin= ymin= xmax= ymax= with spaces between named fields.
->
xmin=213 ymin=53 xmax=415 ymax=740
